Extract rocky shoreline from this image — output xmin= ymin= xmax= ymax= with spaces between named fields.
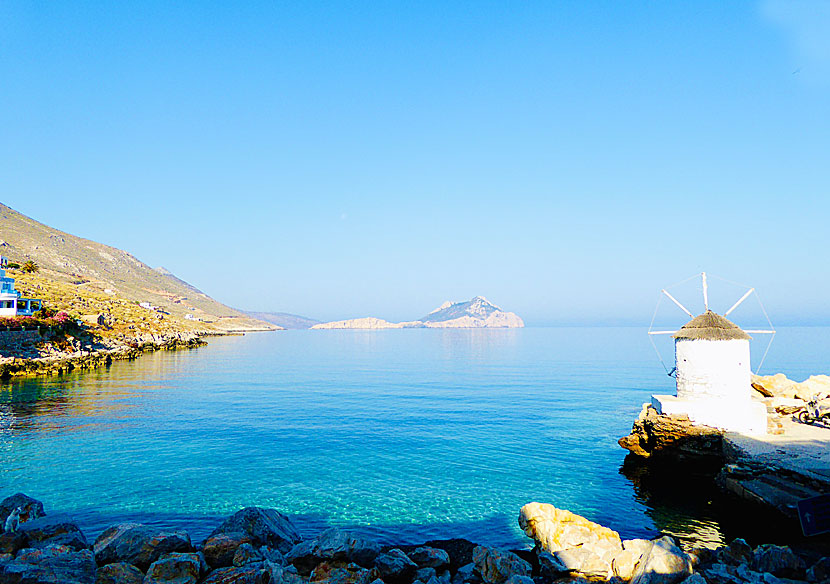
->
xmin=1 ymin=493 xmax=827 ymax=584
xmin=0 ymin=333 xmax=206 ymax=381
xmin=618 ymin=374 xmax=830 ymax=522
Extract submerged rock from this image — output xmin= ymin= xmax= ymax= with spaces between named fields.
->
xmin=471 ymin=546 xmax=531 ymax=584
xmin=94 ymin=561 xmax=144 ymax=584
xmin=208 ymin=508 xmax=302 ymax=555
xmin=93 ymin=523 xmax=192 ymax=571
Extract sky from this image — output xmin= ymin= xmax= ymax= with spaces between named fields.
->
xmin=1 ymin=1 xmax=829 ymax=325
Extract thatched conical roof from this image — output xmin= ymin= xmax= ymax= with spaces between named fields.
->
xmin=673 ymin=310 xmax=750 ymax=341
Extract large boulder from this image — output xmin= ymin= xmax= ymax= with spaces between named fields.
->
xmin=409 ymin=547 xmax=450 ymax=571
xmin=717 ymin=538 xmax=752 ymax=566
xmin=0 ymin=544 xmax=96 ymax=584
xmin=418 ymin=540 xmax=477 ymax=574
xmin=808 ymin=557 xmax=830 ymax=582
xmin=17 ymin=516 xmax=89 ymax=550
xmin=202 ymin=562 xmax=286 ymax=584
xmin=375 ymin=548 xmax=418 ymax=584
xmin=285 ymin=528 xmax=381 ymax=574
xmin=208 ymin=508 xmax=302 ymax=555
xmin=0 ymin=493 xmax=46 ymax=530
xmin=94 ymin=562 xmax=144 ymax=584
xmin=144 ymin=552 xmax=202 ymax=584
xmin=795 ymin=375 xmax=830 ymax=402
xmin=551 ymin=546 xmax=611 ymax=580
xmin=93 ymin=523 xmax=192 ymax=571
xmin=630 ymin=536 xmax=692 ymax=584
xmin=471 ymin=547 xmax=531 ymax=584
xmin=519 ymin=502 xmax=622 ymax=553
xmin=618 ymin=405 xmax=723 ymax=460
xmin=751 ymin=544 xmax=806 ymax=579
xmin=203 ymin=532 xmax=255 ymax=569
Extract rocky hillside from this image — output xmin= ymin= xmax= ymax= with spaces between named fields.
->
xmin=244 ymin=311 xmax=321 ymax=330
xmin=0 ymin=202 xmax=274 ymax=333
xmin=311 ymin=297 xmax=524 ymax=329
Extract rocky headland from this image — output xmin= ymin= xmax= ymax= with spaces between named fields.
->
xmin=311 ymin=297 xmax=524 ymax=330
xmin=619 ymin=373 xmax=830 ymax=523
xmin=2 ymin=493 xmax=826 ymax=584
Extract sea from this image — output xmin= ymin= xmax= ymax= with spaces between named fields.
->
xmin=1 ymin=327 xmax=827 ymax=548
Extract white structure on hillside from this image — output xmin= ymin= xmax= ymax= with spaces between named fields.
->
xmin=0 ymin=256 xmax=43 ymax=317
xmin=648 ymin=273 xmax=774 ymax=435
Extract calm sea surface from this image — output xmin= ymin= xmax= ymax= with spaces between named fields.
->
xmin=1 ymin=327 xmax=827 ymax=548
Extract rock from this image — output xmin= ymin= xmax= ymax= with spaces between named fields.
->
xmin=618 ymin=405 xmax=723 ymax=460
xmin=795 ymin=375 xmax=830 ymax=402
xmin=678 ymin=575 xmax=707 ymax=584
xmin=208 ymin=508 xmax=302 ymax=554
xmin=94 ymin=562 xmax=144 ymax=584
xmin=552 ymin=546 xmax=611 ymax=580
xmin=93 ymin=523 xmax=192 ymax=571
xmin=144 ymin=552 xmax=201 ymax=584
xmin=416 ymin=567 xmax=437 ymax=581
xmin=0 ymin=493 xmax=45 ymax=530
xmin=752 ymin=374 xmax=799 ymax=399
xmin=234 ymin=543 xmax=264 ymax=567
xmin=260 ymin=546 xmax=286 ymax=566
xmin=375 ymin=549 xmax=418 ymax=584
xmin=0 ymin=553 xmax=13 ymax=565
xmin=808 ymin=557 xmax=830 ymax=582
xmin=518 ymin=502 xmax=622 ymax=553
xmin=752 ymin=544 xmax=806 ymax=579
xmin=536 ymin=551 xmax=567 ymax=579
xmin=718 ymin=538 xmax=753 ymax=566
xmin=409 ymin=548 xmax=450 ymax=571
xmin=630 ymin=536 xmax=692 ymax=584
xmin=471 ymin=546 xmax=531 ymax=584
xmin=420 ymin=540 xmax=478 ymax=574
xmin=17 ymin=516 xmax=89 ymax=550
xmin=503 ymin=577 xmax=532 ymax=584
xmin=202 ymin=562 xmax=278 ymax=584
xmin=203 ymin=532 xmax=255 ymax=569
xmin=0 ymin=545 xmax=96 ymax=584
xmin=612 ymin=549 xmax=643 ymax=581
xmin=0 ymin=531 xmax=28 ymax=555
xmin=286 ymin=528 xmax=381 ymax=574
xmin=451 ymin=563 xmax=479 ymax=584
xmin=310 ymin=561 xmax=374 ymax=584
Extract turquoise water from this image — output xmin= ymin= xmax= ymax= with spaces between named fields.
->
xmin=0 ymin=327 xmax=827 ymax=548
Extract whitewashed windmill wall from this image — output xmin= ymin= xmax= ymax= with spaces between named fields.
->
xmin=648 ymin=274 xmax=774 ymax=435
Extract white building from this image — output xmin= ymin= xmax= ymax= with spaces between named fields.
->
xmin=651 ymin=310 xmax=768 ymax=435
xmin=0 ymin=256 xmax=43 ymax=317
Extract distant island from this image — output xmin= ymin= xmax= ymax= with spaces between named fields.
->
xmin=311 ymin=296 xmax=524 ymax=329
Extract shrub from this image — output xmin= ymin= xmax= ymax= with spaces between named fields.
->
xmin=22 ymin=261 xmax=39 ymax=273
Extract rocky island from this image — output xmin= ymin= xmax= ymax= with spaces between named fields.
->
xmin=311 ymin=297 xmax=524 ymax=330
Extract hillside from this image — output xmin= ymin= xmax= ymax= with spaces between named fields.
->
xmin=311 ymin=296 xmax=524 ymax=329
xmin=244 ymin=311 xmax=320 ymax=330
xmin=0 ymin=203 xmax=274 ymax=333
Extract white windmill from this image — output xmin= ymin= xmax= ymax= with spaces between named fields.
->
xmin=647 ymin=273 xmax=775 ymax=435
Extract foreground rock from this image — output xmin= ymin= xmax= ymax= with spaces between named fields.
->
xmin=208 ymin=507 xmax=302 ymax=555
xmin=471 ymin=546 xmax=530 ymax=584
xmin=286 ymin=528 xmax=381 ymax=574
xmin=0 ymin=544 xmax=96 ymax=584
xmin=0 ymin=493 xmax=46 ymax=531
xmin=94 ymin=561 xmax=144 ymax=584
xmin=93 ymin=523 xmax=192 ymax=571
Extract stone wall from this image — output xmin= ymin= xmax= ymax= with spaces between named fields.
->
xmin=0 ymin=329 xmax=45 ymax=356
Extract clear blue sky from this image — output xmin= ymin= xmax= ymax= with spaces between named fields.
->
xmin=2 ymin=1 xmax=829 ymax=324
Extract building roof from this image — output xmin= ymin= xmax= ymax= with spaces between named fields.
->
xmin=673 ymin=310 xmax=751 ymax=341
